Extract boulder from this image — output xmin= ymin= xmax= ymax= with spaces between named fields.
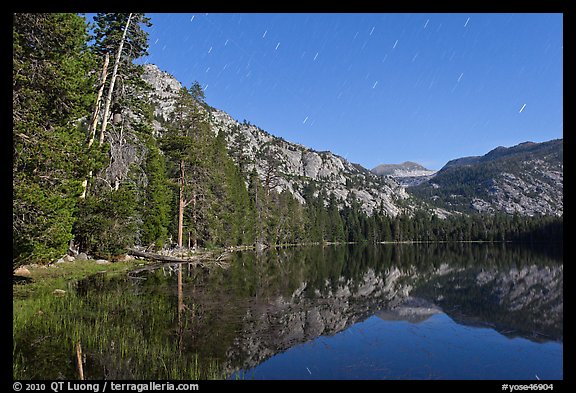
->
xmin=63 ymin=255 xmax=75 ymax=262
xmin=14 ymin=266 xmax=31 ymax=276
xmin=76 ymin=253 xmax=88 ymax=261
xmin=68 ymin=239 xmax=79 ymax=256
xmin=55 ymin=258 xmax=66 ymax=264
xmin=95 ymin=259 xmax=111 ymax=265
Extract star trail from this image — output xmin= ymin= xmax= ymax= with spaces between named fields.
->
xmin=119 ymin=13 xmax=562 ymax=169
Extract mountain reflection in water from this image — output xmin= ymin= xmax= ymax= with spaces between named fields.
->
xmin=90 ymin=242 xmax=564 ymax=379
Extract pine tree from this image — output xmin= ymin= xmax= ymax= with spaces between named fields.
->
xmin=91 ymin=13 xmax=152 ymax=145
xmin=161 ymin=83 xmax=211 ymax=248
xmin=140 ymin=129 xmax=172 ymax=249
xmin=327 ymin=194 xmax=345 ymax=242
xmin=13 ymin=13 xmax=96 ymax=266
xmin=74 ymin=185 xmax=138 ymax=258
xmin=79 ymin=13 xmax=152 ymax=199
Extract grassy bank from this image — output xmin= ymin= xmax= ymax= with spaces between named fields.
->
xmin=13 ymin=259 xmax=144 ymax=299
xmin=13 ymin=259 xmax=222 ymax=380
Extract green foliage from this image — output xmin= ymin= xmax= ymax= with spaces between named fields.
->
xmin=140 ymin=131 xmax=172 ymax=248
xmin=13 ymin=182 xmax=77 ymax=266
xmin=91 ymin=13 xmax=152 ymax=118
xmin=203 ymin=131 xmax=253 ymax=246
xmin=160 ymin=84 xmax=212 ymax=247
xmin=13 ymin=13 xmax=96 ymax=266
xmin=74 ymin=186 xmax=138 ymax=258
xmin=92 ymin=13 xmax=151 ymax=58
xmin=408 ymin=139 xmax=563 ymax=214
xmin=13 ymin=263 xmax=222 ymax=379
xmin=12 ymin=13 xmax=562 ymax=266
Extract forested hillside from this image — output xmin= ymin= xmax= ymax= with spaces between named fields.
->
xmin=12 ymin=13 xmax=394 ymax=266
xmin=12 ymin=13 xmax=562 ymax=269
xmin=409 ymin=139 xmax=563 ymax=216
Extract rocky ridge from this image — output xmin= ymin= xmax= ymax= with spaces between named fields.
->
xmin=372 ymin=161 xmax=437 ymax=187
xmin=416 ymin=264 xmax=563 ymax=340
xmin=142 ymin=64 xmax=410 ymax=216
xmin=409 ymin=139 xmax=563 ymax=216
xmin=141 ymin=64 xmax=562 ymax=218
xmin=222 ymin=261 xmax=562 ymax=374
xmin=372 ymin=161 xmax=436 ymax=178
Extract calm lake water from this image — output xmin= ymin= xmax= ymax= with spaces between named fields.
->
xmin=19 ymin=243 xmax=564 ymax=380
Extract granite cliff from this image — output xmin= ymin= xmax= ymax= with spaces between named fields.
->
xmin=142 ymin=64 xmax=411 ymax=216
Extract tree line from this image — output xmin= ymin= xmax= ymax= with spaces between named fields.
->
xmin=12 ymin=13 xmax=562 ymax=269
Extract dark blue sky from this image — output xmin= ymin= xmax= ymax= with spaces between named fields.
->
xmin=110 ymin=13 xmax=563 ymax=170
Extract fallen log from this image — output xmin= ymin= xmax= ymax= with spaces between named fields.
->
xmin=127 ymin=248 xmax=199 ymax=263
xmin=126 ymin=249 xmax=229 ymax=276
xmin=127 ymin=247 xmax=231 ymax=265
xmin=128 ymin=263 xmax=196 ymax=275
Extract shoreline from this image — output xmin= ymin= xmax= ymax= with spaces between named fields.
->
xmin=13 ymin=239 xmax=561 ymax=294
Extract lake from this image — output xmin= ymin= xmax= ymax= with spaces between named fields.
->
xmin=15 ymin=243 xmax=563 ymax=380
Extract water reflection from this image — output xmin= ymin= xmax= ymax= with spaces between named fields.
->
xmin=236 ymin=312 xmax=562 ymax=380
xmin=89 ymin=243 xmax=563 ymax=379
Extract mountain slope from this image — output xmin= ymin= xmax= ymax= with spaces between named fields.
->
xmin=408 ymin=139 xmax=563 ymax=216
xmin=372 ymin=161 xmax=434 ymax=177
xmin=372 ymin=161 xmax=437 ymax=187
xmin=143 ymin=64 xmax=411 ymax=216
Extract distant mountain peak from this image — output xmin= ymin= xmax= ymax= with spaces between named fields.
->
xmin=371 ymin=162 xmax=437 ymax=186
xmin=372 ymin=161 xmax=432 ymax=174
xmin=401 ymin=161 xmax=425 ymax=167
xmin=142 ymin=63 xmax=412 ymax=217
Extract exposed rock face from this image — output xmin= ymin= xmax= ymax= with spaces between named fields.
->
xmin=395 ymin=174 xmax=436 ymax=187
xmin=210 ymin=109 xmax=409 ymax=215
xmin=140 ymin=64 xmax=182 ymax=136
xmin=221 ymin=262 xmax=562 ymax=374
xmin=142 ymin=64 xmax=410 ymax=216
xmin=472 ymin=168 xmax=562 ymax=216
xmin=409 ymin=139 xmax=563 ymax=216
xmin=479 ymin=265 xmax=563 ymax=324
xmin=415 ymin=264 xmax=563 ymax=341
xmin=224 ymin=266 xmax=419 ymax=373
xmin=372 ymin=161 xmax=437 ymax=187
xmin=141 ymin=63 xmax=561 ymax=218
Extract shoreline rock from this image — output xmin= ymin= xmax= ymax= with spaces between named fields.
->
xmin=14 ymin=266 xmax=31 ymax=276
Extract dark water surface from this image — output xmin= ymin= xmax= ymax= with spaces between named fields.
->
xmin=151 ymin=243 xmax=563 ymax=380
xmin=20 ymin=243 xmax=564 ymax=379
xmin=222 ymin=243 xmax=563 ymax=380
xmin=235 ymin=311 xmax=561 ymax=380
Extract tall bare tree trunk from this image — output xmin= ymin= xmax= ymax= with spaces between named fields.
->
xmin=192 ymin=191 xmax=197 ymax=249
xmin=80 ymin=53 xmax=110 ymax=200
xmin=99 ymin=13 xmax=132 ymax=147
xmin=178 ymin=187 xmax=184 ymax=248
xmin=177 ymin=160 xmax=187 ymax=248
xmin=80 ymin=177 xmax=90 ymax=200
xmin=88 ymin=53 xmax=110 ymax=149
